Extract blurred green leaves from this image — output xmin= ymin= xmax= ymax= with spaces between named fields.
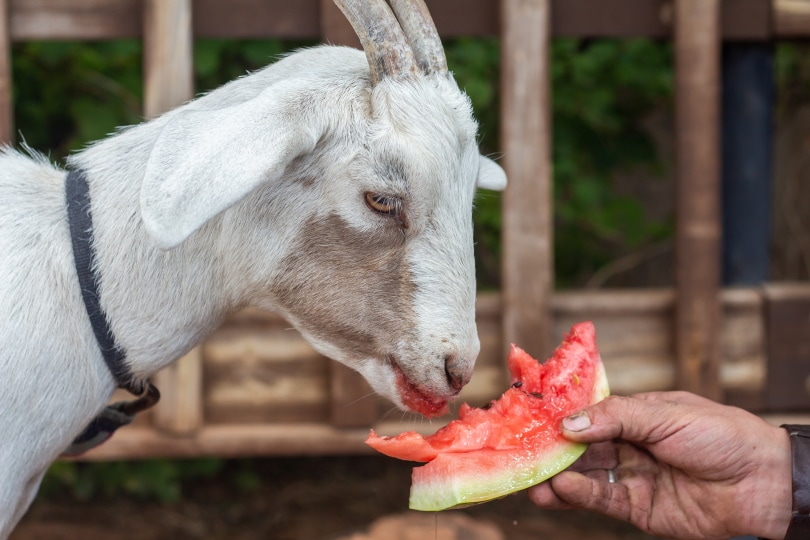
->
xmin=12 ymin=40 xmax=143 ymax=155
xmin=41 ymin=459 xmax=223 ymax=503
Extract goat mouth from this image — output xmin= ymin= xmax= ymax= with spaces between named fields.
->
xmin=392 ymin=363 xmax=450 ymax=418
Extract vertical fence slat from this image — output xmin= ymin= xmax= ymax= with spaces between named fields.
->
xmin=765 ymin=284 xmax=810 ymax=410
xmin=144 ymin=0 xmax=203 ymax=435
xmin=320 ymin=0 xmax=378 ymax=428
xmin=144 ymin=0 xmax=194 ymax=118
xmin=0 ymin=0 xmax=12 ymax=144
xmin=501 ymin=0 xmax=553 ymax=359
xmin=674 ymin=0 xmax=722 ymax=400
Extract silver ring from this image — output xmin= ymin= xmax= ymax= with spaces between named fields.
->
xmin=607 ymin=468 xmax=616 ymax=484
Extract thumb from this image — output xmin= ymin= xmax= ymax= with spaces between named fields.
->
xmin=561 ymin=394 xmax=683 ymax=445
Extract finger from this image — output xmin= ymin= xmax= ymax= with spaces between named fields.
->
xmin=527 ymin=481 xmax=575 ymax=510
xmin=560 ymin=395 xmax=686 ymax=446
xmin=548 ymin=470 xmax=631 ymax=522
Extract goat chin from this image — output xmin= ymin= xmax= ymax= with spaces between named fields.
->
xmin=0 ymin=43 xmax=506 ymax=538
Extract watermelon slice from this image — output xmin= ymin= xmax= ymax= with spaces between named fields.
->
xmin=366 ymin=321 xmax=609 ymax=511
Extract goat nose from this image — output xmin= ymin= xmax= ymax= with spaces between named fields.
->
xmin=444 ymin=354 xmax=471 ymax=392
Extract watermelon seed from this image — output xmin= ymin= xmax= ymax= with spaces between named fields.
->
xmin=511 ymin=381 xmax=523 ymax=388
xmin=530 ymin=392 xmax=543 ymax=399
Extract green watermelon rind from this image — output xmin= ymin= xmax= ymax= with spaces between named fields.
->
xmin=408 ymin=359 xmax=610 ymax=512
xmin=409 ymin=440 xmax=589 ymax=511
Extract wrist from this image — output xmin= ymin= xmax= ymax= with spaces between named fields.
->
xmin=747 ymin=425 xmax=792 ymax=539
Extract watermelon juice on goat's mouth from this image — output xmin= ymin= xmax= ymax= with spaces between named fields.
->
xmin=367 ymin=321 xmax=610 ymax=511
xmin=393 ymin=364 xmax=450 ymax=418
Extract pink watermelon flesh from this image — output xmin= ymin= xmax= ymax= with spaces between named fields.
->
xmin=366 ymin=321 xmax=609 ymax=511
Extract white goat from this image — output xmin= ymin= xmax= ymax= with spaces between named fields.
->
xmin=0 ymin=0 xmax=506 ymax=535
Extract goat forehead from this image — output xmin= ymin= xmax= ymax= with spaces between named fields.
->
xmin=371 ymin=78 xmax=477 ymax=146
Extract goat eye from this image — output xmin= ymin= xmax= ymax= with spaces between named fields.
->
xmin=365 ymin=192 xmax=401 ymax=216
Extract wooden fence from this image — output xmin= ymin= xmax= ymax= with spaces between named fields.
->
xmin=1 ymin=0 xmax=809 ymax=459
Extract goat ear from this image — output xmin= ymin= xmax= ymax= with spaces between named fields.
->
xmin=477 ymin=156 xmax=507 ymax=191
xmin=140 ymin=86 xmax=321 ymax=250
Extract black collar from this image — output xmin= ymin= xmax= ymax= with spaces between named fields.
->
xmin=63 ymin=168 xmax=160 ymax=456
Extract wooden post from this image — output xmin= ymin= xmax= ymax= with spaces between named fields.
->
xmin=674 ymin=0 xmax=722 ymax=400
xmin=764 ymin=284 xmax=810 ymax=411
xmin=320 ymin=0 xmax=378 ymax=428
xmin=144 ymin=0 xmax=194 ymax=118
xmin=143 ymin=0 xmax=203 ymax=435
xmin=501 ymin=0 xmax=553 ymax=359
xmin=0 ymin=0 xmax=12 ymax=144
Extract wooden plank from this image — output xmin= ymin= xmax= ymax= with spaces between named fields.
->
xmin=554 ymin=0 xmax=669 ymax=37
xmin=143 ymin=0 xmax=202 ymax=435
xmin=553 ymin=288 xmax=765 ymax=402
xmin=774 ymin=0 xmax=810 ymax=37
xmin=720 ymin=287 xmax=767 ymax=410
xmin=0 ymin=0 xmax=10 ymax=144
xmin=319 ymin=0 xmax=359 ymax=48
xmin=4 ymin=0 xmax=780 ymax=41
xmin=9 ymin=0 xmax=141 ymax=40
xmin=721 ymin=0 xmax=772 ymax=40
xmin=673 ymin=0 xmax=723 ymax=400
xmin=195 ymin=0 xmax=319 ymax=39
xmin=764 ymin=283 xmax=810 ymax=410
xmin=6 ymin=0 xmax=319 ymax=41
xmin=763 ymin=413 xmax=810 ymax=427
xmin=73 ymin=423 xmax=375 ymax=461
xmin=500 ymin=0 xmax=553 ymax=360
xmin=203 ymin=329 xmax=331 ymax=424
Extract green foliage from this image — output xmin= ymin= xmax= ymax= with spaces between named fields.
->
xmin=550 ymin=39 xmax=673 ymax=286
xmin=40 ymin=459 xmax=223 ymax=503
xmin=12 ymin=40 xmax=143 ymax=156
xmin=193 ymin=39 xmax=313 ymax=94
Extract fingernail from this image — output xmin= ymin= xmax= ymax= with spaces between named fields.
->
xmin=562 ymin=411 xmax=591 ymax=432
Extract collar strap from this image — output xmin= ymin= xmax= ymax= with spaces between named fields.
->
xmin=66 ymin=168 xmax=140 ymax=394
xmin=63 ymin=168 xmax=160 ymax=456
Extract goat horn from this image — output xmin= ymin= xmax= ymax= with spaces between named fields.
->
xmin=333 ymin=0 xmax=418 ymax=84
xmin=387 ymin=0 xmax=448 ymax=76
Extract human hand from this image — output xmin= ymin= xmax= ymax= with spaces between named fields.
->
xmin=528 ymin=391 xmax=792 ymax=539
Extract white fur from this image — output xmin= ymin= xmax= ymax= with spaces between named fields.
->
xmin=0 ymin=45 xmax=505 ymax=536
